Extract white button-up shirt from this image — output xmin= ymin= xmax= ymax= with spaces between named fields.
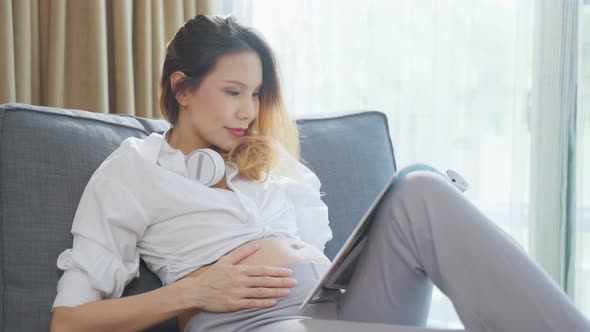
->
xmin=52 ymin=129 xmax=332 ymax=309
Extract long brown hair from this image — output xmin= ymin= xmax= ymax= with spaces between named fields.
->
xmin=160 ymin=15 xmax=300 ymax=181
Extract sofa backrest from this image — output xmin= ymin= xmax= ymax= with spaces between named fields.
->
xmin=0 ymin=103 xmax=396 ymax=332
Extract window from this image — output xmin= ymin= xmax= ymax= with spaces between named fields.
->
xmin=232 ymin=0 xmax=588 ymax=327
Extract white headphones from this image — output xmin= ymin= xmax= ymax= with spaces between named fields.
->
xmin=184 ymin=148 xmax=226 ymax=187
xmin=165 ymin=130 xmax=226 ymax=187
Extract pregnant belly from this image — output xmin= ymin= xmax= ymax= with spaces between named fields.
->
xmin=175 ymin=236 xmax=331 ymax=331
xmin=179 ymin=236 xmax=331 ymax=280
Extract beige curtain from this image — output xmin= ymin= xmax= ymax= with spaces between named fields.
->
xmin=0 ymin=0 xmax=222 ymax=118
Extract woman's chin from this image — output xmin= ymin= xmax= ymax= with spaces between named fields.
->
xmin=219 ymin=140 xmax=242 ymax=151
xmin=211 ymin=144 xmax=231 ymax=154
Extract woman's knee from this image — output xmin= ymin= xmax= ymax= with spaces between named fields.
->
xmin=392 ymin=164 xmax=453 ymax=200
xmin=379 ymin=166 xmax=459 ymax=228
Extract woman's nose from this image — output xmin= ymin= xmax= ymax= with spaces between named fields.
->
xmin=238 ymin=99 xmax=257 ymax=119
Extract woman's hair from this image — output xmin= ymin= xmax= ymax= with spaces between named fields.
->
xmin=160 ymin=15 xmax=300 ymax=182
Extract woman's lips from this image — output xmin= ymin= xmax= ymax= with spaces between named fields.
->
xmin=226 ymin=128 xmax=245 ymax=137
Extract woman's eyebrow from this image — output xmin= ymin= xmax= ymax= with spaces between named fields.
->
xmin=222 ymin=80 xmax=263 ymax=90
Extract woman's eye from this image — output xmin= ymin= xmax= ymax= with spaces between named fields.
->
xmin=226 ymin=90 xmax=239 ymax=96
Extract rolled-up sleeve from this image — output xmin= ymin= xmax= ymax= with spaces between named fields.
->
xmin=52 ymin=175 xmax=147 ymax=310
xmin=274 ymin=143 xmax=333 ymax=252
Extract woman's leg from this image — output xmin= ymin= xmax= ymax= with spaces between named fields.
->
xmin=337 ymin=167 xmax=590 ymax=331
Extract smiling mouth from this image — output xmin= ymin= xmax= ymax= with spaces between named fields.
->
xmin=226 ymin=128 xmax=245 ymax=137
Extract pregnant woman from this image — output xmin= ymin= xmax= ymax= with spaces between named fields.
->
xmin=50 ymin=15 xmax=590 ymax=332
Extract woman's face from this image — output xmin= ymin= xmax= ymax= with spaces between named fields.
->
xmin=180 ymin=50 xmax=263 ymax=152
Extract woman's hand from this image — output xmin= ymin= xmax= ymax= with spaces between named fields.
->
xmin=179 ymin=243 xmax=298 ymax=312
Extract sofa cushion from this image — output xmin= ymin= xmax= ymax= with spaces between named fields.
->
xmin=293 ymin=112 xmax=397 ymax=259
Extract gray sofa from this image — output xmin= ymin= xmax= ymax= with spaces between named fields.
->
xmin=0 ymin=103 xmax=458 ymax=331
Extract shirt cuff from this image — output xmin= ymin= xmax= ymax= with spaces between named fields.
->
xmin=51 ymin=269 xmax=102 ymax=311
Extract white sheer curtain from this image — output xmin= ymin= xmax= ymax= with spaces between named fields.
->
xmin=575 ymin=1 xmax=590 ymax=319
xmin=227 ymin=0 xmax=588 ymax=328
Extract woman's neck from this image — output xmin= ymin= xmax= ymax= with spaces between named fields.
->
xmin=166 ymin=126 xmax=209 ymax=156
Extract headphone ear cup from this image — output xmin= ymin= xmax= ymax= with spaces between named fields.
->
xmin=185 ymin=148 xmax=226 ymax=186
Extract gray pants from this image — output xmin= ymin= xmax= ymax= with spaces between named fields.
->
xmin=189 ymin=166 xmax=590 ymax=331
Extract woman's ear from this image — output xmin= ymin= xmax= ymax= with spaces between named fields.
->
xmin=170 ymin=71 xmax=189 ymax=106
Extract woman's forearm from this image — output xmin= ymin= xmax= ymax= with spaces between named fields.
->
xmin=51 ymin=280 xmax=194 ymax=332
